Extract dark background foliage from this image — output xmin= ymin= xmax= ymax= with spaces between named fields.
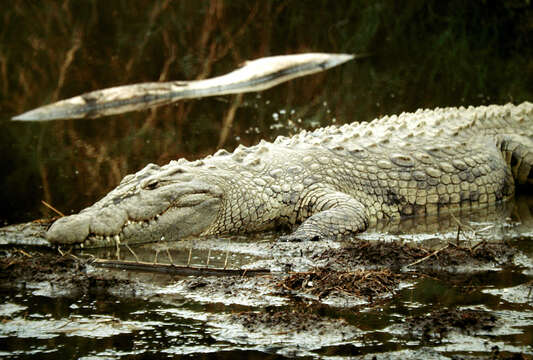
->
xmin=0 ymin=0 xmax=531 ymax=224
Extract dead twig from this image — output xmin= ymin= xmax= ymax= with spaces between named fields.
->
xmin=206 ymin=248 xmax=211 ymax=267
xmin=92 ymin=258 xmax=270 ymax=277
xmin=52 ymin=29 xmax=82 ymax=101
xmin=125 ymin=243 xmax=140 ymax=262
xmin=166 ymin=248 xmax=174 ymax=265
xmin=41 ymin=200 xmax=65 ymax=217
xmin=217 ymin=93 xmax=243 ymax=148
xmin=15 ymin=249 xmax=32 ymax=258
xmin=405 ymin=244 xmax=450 ymax=268
xmin=223 ymin=237 xmax=230 ymax=269
xmin=187 ymin=247 xmax=193 ymax=266
xmin=469 ymin=240 xmax=486 ymax=252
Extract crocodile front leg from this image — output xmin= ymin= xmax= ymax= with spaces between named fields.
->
xmin=497 ymin=134 xmax=533 ymax=184
xmin=281 ymin=188 xmax=369 ymax=241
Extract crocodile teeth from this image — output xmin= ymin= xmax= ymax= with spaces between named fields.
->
xmin=84 ymin=215 xmax=163 ymax=248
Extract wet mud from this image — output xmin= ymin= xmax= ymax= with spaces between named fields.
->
xmin=1 ymin=237 xmax=532 ymax=352
xmin=315 ymin=239 xmax=518 ymax=271
xmin=404 ymin=308 xmax=499 ymax=340
xmin=2 ymin=237 xmax=520 ymax=303
xmin=231 ymin=307 xmax=354 ymax=334
xmin=1 ymin=213 xmax=532 ymax=358
xmin=278 ymin=268 xmax=401 ymax=301
xmin=0 ymin=248 xmax=137 ymax=298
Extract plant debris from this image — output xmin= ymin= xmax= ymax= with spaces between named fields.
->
xmin=316 ymin=240 xmax=517 ymax=270
xmin=230 ymin=307 xmax=345 ymax=333
xmin=0 ymin=248 xmax=83 ymax=281
xmin=405 ymin=308 xmax=498 ymax=341
xmin=278 ymin=268 xmax=400 ymax=300
xmin=0 ymin=247 xmax=132 ymax=296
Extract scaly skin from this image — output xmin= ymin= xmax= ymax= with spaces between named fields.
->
xmin=46 ymin=102 xmax=533 ymax=247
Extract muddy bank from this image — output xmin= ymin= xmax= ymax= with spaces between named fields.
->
xmin=0 ymin=248 xmax=137 ymax=298
xmin=0 ymin=238 xmax=524 ymax=304
xmin=278 ymin=268 xmax=400 ymax=301
xmin=404 ymin=308 xmax=499 ymax=340
xmin=1 ymin=235 xmax=532 ymax=358
xmin=313 ymin=239 xmax=519 ymax=271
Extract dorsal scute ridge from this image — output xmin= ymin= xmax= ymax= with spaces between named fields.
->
xmin=162 ymin=102 xmax=532 ymax=173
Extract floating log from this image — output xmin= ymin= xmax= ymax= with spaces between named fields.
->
xmin=13 ymin=53 xmax=357 ymax=121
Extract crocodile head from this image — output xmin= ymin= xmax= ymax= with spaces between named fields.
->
xmin=46 ymin=162 xmax=224 ymax=247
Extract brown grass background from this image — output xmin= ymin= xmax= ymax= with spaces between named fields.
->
xmin=0 ymin=0 xmax=531 ymax=224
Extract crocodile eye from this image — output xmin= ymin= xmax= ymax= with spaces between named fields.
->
xmin=143 ymin=179 xmax=159 ymax=190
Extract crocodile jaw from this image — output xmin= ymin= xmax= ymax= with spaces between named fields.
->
xmin=46 ymin=200 xmax=220 ymax=247
xmin=45 ymin=176 xmax=223 ymax=246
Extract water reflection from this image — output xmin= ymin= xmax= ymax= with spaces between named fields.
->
xmin=362 ymin=193 xmax=533 ymax=245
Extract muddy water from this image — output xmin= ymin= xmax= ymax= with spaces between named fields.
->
xmin=0 ymin=252 xmax=532 ymax=359
xmin=1 ymin=1 xmax=533 ymax=359
xmin=1 ymin=196 xmax=532 ymax=359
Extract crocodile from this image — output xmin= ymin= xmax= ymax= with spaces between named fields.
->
xmin=46 ymin=102 xmax=533 ymax=247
